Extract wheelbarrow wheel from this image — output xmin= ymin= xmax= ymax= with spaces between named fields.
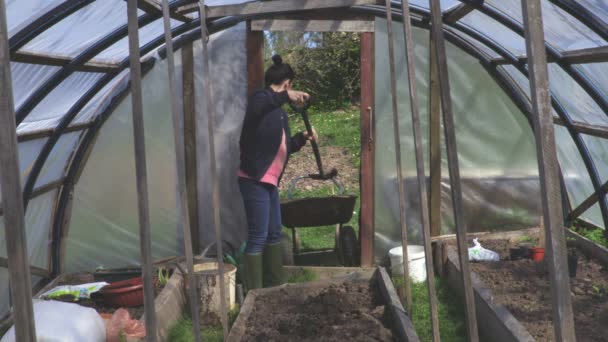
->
xmin=338 ymin=225 xmax=358 ymax=267
xmin=281 ymin=232 xmax=294 ymax=266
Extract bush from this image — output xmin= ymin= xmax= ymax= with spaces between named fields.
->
xmin=265 ymin=32 xmax=361 ymax=109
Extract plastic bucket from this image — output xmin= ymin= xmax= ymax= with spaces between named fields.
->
xmin=194 ymin=260 xmax=237 ymax=325
xmin=389 ymin=245 xmax=427 ymax=283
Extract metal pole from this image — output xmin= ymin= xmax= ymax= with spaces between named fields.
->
xmin=384 ymin=0 xmax=412 ymax=312
xmin=198 ymin=1 xmax=229 ymax=338
xmin=521 ymin=1 xmax=576 ymax=340
xmin=427 ymin=0 xmax=479 ymax=340
xmin=399 ymin=1 xmax=440 ymax=340
xmin=161 ymin=1 xmax=202 ymax=341
xmin=0 ymin=1 xmax=36 ymax=340
xmin=127 ymin=0 xmax=157 ymax=340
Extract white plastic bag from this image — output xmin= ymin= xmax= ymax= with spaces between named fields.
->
xmin=468 ymin=238 xmax=500 ymax=262
xmin=0 ymin=300 xmax=106 ymax=342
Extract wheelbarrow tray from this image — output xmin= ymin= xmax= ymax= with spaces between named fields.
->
xmin=281 ymin=195 xmax=357 ymax=228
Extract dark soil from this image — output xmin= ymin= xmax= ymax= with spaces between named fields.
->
xmin=466 ymin=239 xmax=608 ymax=341
xmin=242 ymin=280 xmax=397 ymax=342
xmin=280 ymin=145 xmax=359 ymax=192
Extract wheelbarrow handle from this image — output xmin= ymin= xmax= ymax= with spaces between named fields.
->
xmin=287 ymin=175 xmax=344 ymax=200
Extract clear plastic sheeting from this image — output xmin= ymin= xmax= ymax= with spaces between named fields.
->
xmin=485 ymin=0 xmax=606 ymax=51
xmin=449 ymin=29 xmax=501 ymax=59
xmin=0 ymin=267 xmax=8 ymax=319
xmin=554 ymin=126 xmax=596 ymax=207
xmin=459 ymin=11 xmax=527 ymax=56
xmin=6 ymin=0 xmax=63 ymax=37
xmin=408 ymin=0 xmax=459 ymax=11
xmin=0 ymin=190 xmax=57 ymax=269
xmin=374 ymin=18 xmax=540 ymax=260
xmin=66 ymin=22 xmax=248 ymax=272
xmin=11 ymin=63 xmax=60 ymax=109
xmin=581 ymin=133 xmax=608 ymax=185
xmin=73 ymin=69 xmax=131 ymax=125
xmin=18 ymin=72 xmax=104 ymax=134
xmin=93 ymin=18 xmax=182 ymax=64
xmin=36 ymin=132 xmax=82 ymax=188
xmin=19 ymin=0 xmax=140 ymax=57
xmin=577 ymin=62 xmax=608 ymax=104
xmin=572 ymin=0 xmax=608 ymax=27
xmin=17 ymin=139 xmax=47 ymax=187
xmin=547 ymin=63 xmax=607 ymax=125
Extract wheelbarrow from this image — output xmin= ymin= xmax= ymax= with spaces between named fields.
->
xmin=280 ymin=99 xmax=359 ymax=266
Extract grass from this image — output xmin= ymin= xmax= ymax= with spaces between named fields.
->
xmin=393 ymin=277 xmax=467 ymax=342
xmin=287 ymin=268 xmax=318 ymax=283
xmin=289 ymin=105 xmax=361 ymax=167
xmin=168 ymin=306 xmax=241 ymax=342
xmin=571 ymin=224 xmax=608 ymax=247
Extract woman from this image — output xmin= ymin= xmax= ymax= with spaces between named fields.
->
xmin=238 ymin=55 xmax=315 ymax=290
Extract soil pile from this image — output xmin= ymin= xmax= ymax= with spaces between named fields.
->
xmin=242 ymin=280 xmax=397 ymax=342
xmin=468 ymin=239 xmax=608 ymax=341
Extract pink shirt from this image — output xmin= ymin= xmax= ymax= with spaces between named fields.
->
xmin=238 ymin=131 xmax=287 ymax=187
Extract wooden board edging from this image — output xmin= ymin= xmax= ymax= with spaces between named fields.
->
xmin=376 ymin=267 xmax=420 ymax=342
xmin=566 ymin=228 xmax=608 ymax=266
xmin=444 ymin=246 xmax=535 ymax=342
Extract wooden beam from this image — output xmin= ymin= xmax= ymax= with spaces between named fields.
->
xmin=491 ymin=45 xmax=608 ymax=65
xmin=566 ymin=179 xmax=608 ymax=224
xmin=12 ymin=51 xmax=120 ymax=73
xmin=359 ymin=32 xmax=374 ymax=268
xmin=134 ymin=0 xmax=192 ymax=22
xmin=429 ymin=0 xmax=479 ymax=340
xmin=0 ymin=0 xmax=37 ymax=339
xmin=178 ymin=0 xmax=382 ymax=18
xmin=0 ymin=258 xmax=50 ymax=278
xmin=17 ymin=122 xmax=91 ymax=143
xmin=161 ymin=1 xmax=202 ymax=340
xmin=251 ymin=19 xmax=374 ymax=32
xmin=384 ymin=0 xmax=412 ymax=313
xmin=246 ymin=21 xmax=265 ymax=95
xmin=429 ymin=37 xmax=442 ymax=238
xmin=399 ymin=0 xmax=440 ymax=340
xmin=196 ymin=1 xmax=229 ymax=337
xmin=126 ymin=1 xmax=158 ymax=340
xmin=521 ymin=1 xmax=576 ymax=341
xmin=443 ymin=3 xmax=476 ymax=24
xmin=553 ymin=116 xmax=608 ymax=139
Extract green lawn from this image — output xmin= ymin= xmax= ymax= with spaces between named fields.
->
xmin=393 ymin=277 xmax=468 ymax=342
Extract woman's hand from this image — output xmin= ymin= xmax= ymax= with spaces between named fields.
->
xmin=303 ymin=127 xmax=318 ymax=142
xmin=287 ymin=90 xmax=310 ymax=105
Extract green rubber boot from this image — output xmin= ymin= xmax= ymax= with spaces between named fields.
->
xmin=243 ymin=253 xmax=263 ymax=292
xmin=263 ymin=242 xmax=285 ymax=287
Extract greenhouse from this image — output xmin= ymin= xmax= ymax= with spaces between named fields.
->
xmin=1 ymin=0 xmax=608 ymax=341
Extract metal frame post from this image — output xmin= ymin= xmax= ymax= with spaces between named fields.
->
xmin=399 ymin=1 xmax=440 ymax=340
xmin=127 ymin=0 xmax=157 ymax=340
xmin=521 ymin=1 xmax=576 ymax=340
xmin=0 ymin=1 xmax=37 ymax=340
xmin=161 ymin=1 xmax=202 ymax=341
xmin=428 ymin=0 xmax=479 ymax=340
xmin=384 ymin=0 xmax=412 ymax=312
xmin=197 ymin=1 xmax=229 ymax=338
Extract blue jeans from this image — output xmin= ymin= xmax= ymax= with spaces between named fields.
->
xmin=238 ymin=178 xmax=282 ymax=254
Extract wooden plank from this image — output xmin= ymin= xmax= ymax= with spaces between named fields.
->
xmin=179 ymin=0 xmax=382 ymax=17
xmin=246 ymin=21 xmax=265 ymax=96
xmin=0 ymin=257 xmax=50 ymax=278
xmin=566 ymin=179 xmax=608 ymax=224
xmin=398 ymin=1 xmax=440 ymax=340
xmin=126 ymin=1 xmax=157 ymax=340
xmin=17 ymin=122 xmax=91 ymax=143
xmin=443 ymin=3 xmax=476 ymax=24
xmin=566 ymin=228 xmax=608 ymax=266
xmin=377 ymin=267 xmax=421 ymax=342
xmin=134 ymin=0 xmax=192 ymax=22
xmin=492 ymin=46 xmax=608 ymax=65
xmin=359 ymin=32 xmax=375 ymax=268
xmin=521 ymin=1 xmax=576 ymax=341
xmin=197 ymin=1 xmax=229 ymax=337
xmin=161 ymin=1 xmax=202 ymax=341
xmin=554 ymin=116 xmax=608 ymax=139
xmin=182 ymin=42 xmax=200 ymax=254
xmin=428 ymin=0 xmax=479 ymax=340
xmin=251 ymin=19 xmax=374 ymax=32
xmin=12 ymin=50 xmax=120 ymax=73
xmin=429 ymin=36 xmax=442 ymax=238
xmin=383 ymin=0 xmax=412 ymax=313
xmin=0 ymin=0 xmax=37 ymax=339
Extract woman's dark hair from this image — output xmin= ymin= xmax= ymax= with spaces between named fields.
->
xmin=265 ymin=55 xmax=295 ymax=87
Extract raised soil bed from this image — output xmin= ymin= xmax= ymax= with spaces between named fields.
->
xmin=228 ymin=267 xmax=418 ymax=342
xmin=441 ymin=229 xmax=608 ymax=342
